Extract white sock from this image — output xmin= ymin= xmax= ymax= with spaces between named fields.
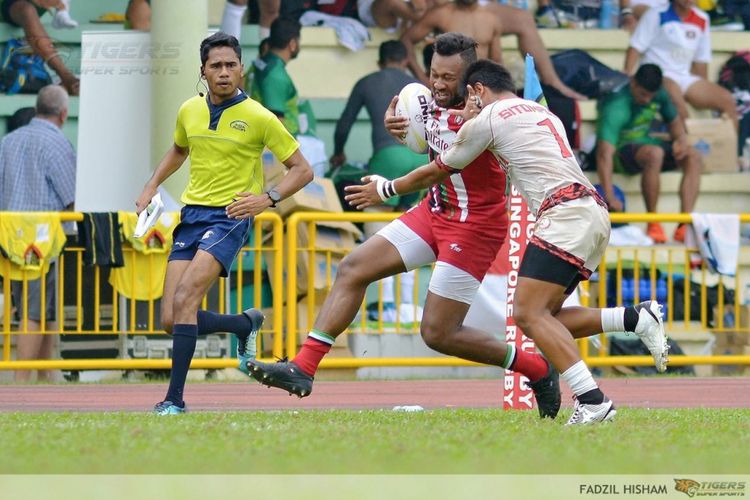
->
xmin=381 ymin=275 xmax=395 ymax=304
xmin=400 ymin=270 xmax=415 ymax=304
xmin=600 ymin=307 xmax=626 ymax=333
xmin=221 ymin=1 xmax=247 ymax=40
xmin=52 ymin=6 xmax=78 ymax=29
xmin=561 ymin=360 xmax=598 ymax=397
xmin=259 ymin=26 xmax=271 ymax=39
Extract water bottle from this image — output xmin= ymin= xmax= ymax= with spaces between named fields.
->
xmin=599 ymin=0 xmax=615 ymax=28
xmin=657 ymin=279 xmax=668 ymax=302
xmin=622 ymin=278 xmax=634 ymax=305
xmin=639 ymin=279 xmax=652 ymax=300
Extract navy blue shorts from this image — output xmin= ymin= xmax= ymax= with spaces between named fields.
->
xmin=169 ymin=205 xmax=251 ymax=277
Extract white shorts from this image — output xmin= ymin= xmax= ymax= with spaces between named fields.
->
xmin=663 ymin=70 xmax=701 ymax=94
xmin=533 ymin=197 xmax=610 ymax=275
xmin=377 ymin=219 xmax=481 ymax=304
xmin=630 ymin=0 xmax=668 ymax=8
xmin=357 ymin=0 xmax=377 ymax=27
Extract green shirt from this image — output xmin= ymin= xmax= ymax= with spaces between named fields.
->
xmin=596 ymin=85 xmax=678 ymax=148
xmin=250 ymin=52 xmax=300 ymax=136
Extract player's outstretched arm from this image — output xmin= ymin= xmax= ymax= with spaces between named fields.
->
xmin=135 ymin=143 xmax=188 ymax=214
xmin=344 ymin=161 xmax=449 ymax=210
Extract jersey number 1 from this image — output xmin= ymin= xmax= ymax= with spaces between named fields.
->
xmin=537 ymin=118 xmax=572 ymax=158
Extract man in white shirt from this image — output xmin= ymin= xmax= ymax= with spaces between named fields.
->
xmin=624 ymin=0 xmax=738 ymax=130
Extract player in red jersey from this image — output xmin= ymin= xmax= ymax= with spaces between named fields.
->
xmin=348 ymin=59 xmax=670 ymax=424
xmin=247 ymin=33 xmax=563 ymax=418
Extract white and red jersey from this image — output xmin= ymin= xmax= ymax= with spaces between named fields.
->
xmin=629 ymin=4 xmax=711 ymax=76
xmin=439 ymin=97 xmax=595 ymax=216
xmin=423 ymin=105 xmax=508 ymax=225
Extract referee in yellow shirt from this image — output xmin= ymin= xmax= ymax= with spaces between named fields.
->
xmin=136 ymin=32 xmax=313 ymax=415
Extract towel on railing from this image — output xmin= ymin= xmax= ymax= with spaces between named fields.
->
xmin=77 ymin=212 xmax=124 ymax=268
xmin=0 ymin=212 xmax=66 ymax=280
xmin=299 ymin=11 xmax=370 ymax=52
xmin=108 ymin=211 xmax=180 ymax=301
xmin=686 ymin=213 xmax=740 ymax=276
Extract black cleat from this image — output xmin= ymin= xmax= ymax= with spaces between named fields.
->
xmin=246 ymin=358 xmax=314 ymax=398
xmin=528 ymin=360 xmax=561 ymax=419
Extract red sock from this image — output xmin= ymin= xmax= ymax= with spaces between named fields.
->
xmin=510 ymin=350 xmax=549 ymax=382
xmin=292 ymin=337 xmax=332 ymax=376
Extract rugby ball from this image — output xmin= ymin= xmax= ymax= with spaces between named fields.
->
xmin=395 ymin=82 xmax=433 ymax=154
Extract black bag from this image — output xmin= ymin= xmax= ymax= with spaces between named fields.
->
xmin=671 ymin=278 xmax=735 ymax=325
xmin=609 ymin=337 xmax=695 ymax=375
xmin=551 ymin=49 xmax=629 ymax=99
xmin=541 ymin=83 xmax=581 ymax=150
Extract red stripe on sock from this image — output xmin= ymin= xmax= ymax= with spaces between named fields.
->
xmin=292 ymin=337 xmax=332 ymax=376
xmin=510 ymin=350 xmax=549 ymax=382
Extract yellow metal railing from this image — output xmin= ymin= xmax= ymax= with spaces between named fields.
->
xmin=2 ymin=211 xmax=750 ymax=372
xmin=0 ymin=211 xmax=284 ymax=370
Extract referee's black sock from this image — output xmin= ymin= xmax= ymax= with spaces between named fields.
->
xmin=197 ymin=310 xmax=253 ymax=337
xmin=165 ymin=324 xmax=198 ymax=406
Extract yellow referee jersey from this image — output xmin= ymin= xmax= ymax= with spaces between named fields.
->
xmin=174 ymin=92 xmax=299 ymax=207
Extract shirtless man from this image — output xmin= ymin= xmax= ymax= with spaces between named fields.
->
xmin=401 ymin=0 xmax=585 ymax=100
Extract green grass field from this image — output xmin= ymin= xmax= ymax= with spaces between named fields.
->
xmin=2 ymin=408 xmax=748 ymax=474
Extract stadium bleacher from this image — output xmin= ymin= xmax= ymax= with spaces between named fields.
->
xmin=0 ymin=1 xmax=745 ymax=227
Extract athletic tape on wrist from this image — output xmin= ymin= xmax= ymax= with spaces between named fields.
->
xmin=372 ymin=175 xmax=398 ymax=201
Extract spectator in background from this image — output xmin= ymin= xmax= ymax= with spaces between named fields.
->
xmin=332 ymin=41 xmax=425 ymax=183
xmin=125 ymin=0 xmax=149 ymax=30
xmin=331 ymin=40 xmax=426 ymax=321
xmin=0 ymin=85 xmax=75 ymax=382
xmin=0 ymin=0 xmax=80 ymax=94
xmin=245 ymin=37 xmax=270 ymax=90
xmin=402 ymin=0 xmax=587 ymax=99
xmin=221 ymin=0 xmax=284 ymax=41
xmin=624 ymin=0 xmax=739 ymax=131
xmin=125 ymin=0 xmax=273 ymax=39
xmin=596 ymin=64 xmax=701 ymax=243
xmin=251 ymin=17 xmax=328 ymax=174
xmin=629 ymin=0 xmax=668 ymax=20
xmin=357 ymin=0 xmax=433 ymax=32
xmin=251 ymin=17 xmax=302 ymax=136
xmin=400 ymin=0 xmax=502 ymax=84
xmin=534 ymin=0 xmax=638 ymax=31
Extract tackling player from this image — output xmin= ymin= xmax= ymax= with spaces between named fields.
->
xmin=347 ymin=59 xmax=670 ymax=424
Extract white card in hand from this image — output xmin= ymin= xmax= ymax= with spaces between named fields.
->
xmin=134 ymin=193 xmax=164 ymax=238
